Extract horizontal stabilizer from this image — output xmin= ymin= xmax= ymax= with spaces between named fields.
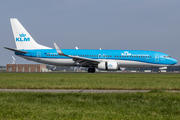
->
xmin=4 ymin=47 xmax=27 ymax=54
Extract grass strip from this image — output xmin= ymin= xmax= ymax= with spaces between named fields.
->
xmin=0 ymin=73 xmax=180 ymax=90
xmin=0 ymin=91 xmax=180 ymax=120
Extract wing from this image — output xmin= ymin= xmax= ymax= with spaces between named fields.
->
xmin=53 ymin=43 xmax=101 ymax=66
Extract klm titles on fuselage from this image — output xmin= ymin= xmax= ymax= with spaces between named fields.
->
xmin=16 ymin=33 xmax=30 ymax=42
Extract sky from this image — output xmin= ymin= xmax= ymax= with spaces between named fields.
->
xmin=0 ymin=0 xmax=180 ymax=65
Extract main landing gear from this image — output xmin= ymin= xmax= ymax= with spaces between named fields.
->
xmin=88 ymin=68 xmax=95 ymax=73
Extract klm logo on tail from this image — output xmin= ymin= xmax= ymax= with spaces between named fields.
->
xmin=16 ymin=33 xmax=30 ymax=42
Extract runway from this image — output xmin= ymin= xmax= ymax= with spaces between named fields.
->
xmin=0 ymin=89 xmax=180 ymax=93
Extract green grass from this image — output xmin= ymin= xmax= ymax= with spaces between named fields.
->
xmin=0 ymin=73 xmax=180 ymax=90
xmin=0 ymin=91 xmax=180 ymax=120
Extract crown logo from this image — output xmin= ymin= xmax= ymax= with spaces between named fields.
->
xmin=108 ymin=64 xmax=113 ymax=67
xmin=121 ymin=51 xmax=131 ymax=56
xmin=19 ymin=33 xmax=26 ymax=37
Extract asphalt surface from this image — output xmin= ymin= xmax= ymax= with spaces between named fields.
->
xmin=0 ymin=89 xmax=180 ymax=93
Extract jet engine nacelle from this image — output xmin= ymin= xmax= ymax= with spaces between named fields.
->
xmin=98 ymin=62 xmax=119 ymax=70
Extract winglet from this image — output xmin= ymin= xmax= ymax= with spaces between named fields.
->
xmin=53 ymin=43 xmax=69 ymax=57
xmin=53 ymin=43 xmax=63 ymax=55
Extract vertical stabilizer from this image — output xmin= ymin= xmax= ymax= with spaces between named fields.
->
xmin=10 ymin=18 xmax=51 ymax=50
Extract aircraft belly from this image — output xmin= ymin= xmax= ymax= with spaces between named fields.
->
xmin=19 ymin=56 xmax=75 ymax=66
xmin=117 ymin=60 xmax=170 ymax=67
xmin=103 ymin=59 xmax=170 ymax=68
xmin=40 ymin=58 xmax=75 ymax=66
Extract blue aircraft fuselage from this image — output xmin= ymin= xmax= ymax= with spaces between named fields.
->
xmin=15 ymin=49 xmax=177 ymax=66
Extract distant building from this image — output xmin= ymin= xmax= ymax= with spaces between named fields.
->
xmin=6 ymin=64 xmax=47 ymax=72
xmin=0 ymin=66 xmax=6 ymax=71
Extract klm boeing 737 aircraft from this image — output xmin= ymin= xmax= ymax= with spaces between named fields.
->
xmin=4 ymin=18 xmax=177 ymax=73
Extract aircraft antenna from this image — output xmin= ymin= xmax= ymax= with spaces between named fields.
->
xmin=75 ymin=46 xmax=79 ymax=49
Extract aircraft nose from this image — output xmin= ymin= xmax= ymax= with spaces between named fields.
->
xmin=171 ymin=58 xmax=178 ymax=64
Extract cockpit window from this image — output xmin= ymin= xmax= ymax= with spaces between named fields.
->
xmin=164 ymin=56 xmax=170 ymax=58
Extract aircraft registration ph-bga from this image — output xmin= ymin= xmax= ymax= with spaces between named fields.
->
xmin=4 ymin=18 xmax=178 ymax=73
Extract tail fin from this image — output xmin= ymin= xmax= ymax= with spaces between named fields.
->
xmin=10 ymin=18 xmax=51 ymax=50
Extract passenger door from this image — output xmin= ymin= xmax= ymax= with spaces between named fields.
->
xmin=155 ymin=53 xmax=159 ymax=62
xmin=37 ymin=52 xmax=41 ymax=60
